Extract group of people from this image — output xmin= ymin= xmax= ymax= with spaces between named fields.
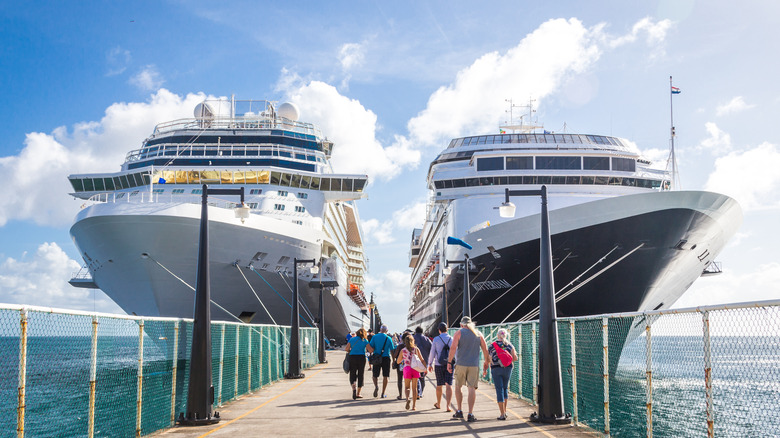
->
xmin=345 ymin=316 xmax=519 ymax=422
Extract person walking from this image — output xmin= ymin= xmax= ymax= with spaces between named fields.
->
xmin=427 ymin=322 xmax=453 ymax=411
xmin=366 ymin=325 xmax=395 ymax=398
xmin=446 ymin=316 xmax=489 ymax=422
xmin=345 ymin=327 xmax=369 ymax=400
xmin=485 ymin=328 xmax=519 ymax=420
xmin=366 ymin=329 xmax=374 ymax=371
xmin=396 ymin=333 xmax=427 ymax=411
xmin=413 ymin=326 xmax=432 ymax=398
xmin=391 ymin=331 xmax=411 ymax=400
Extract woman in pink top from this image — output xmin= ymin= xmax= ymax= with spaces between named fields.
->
xmin=395 ymin=335 xmax=426 ymax=410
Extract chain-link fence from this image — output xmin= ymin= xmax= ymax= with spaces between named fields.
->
xmin=460 ymin=299 xmax=780 ymax=437
xmin=1 ymin=304 xmax=319 ymax=438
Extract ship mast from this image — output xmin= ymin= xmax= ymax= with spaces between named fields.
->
xmin=501 ymin=98 xmax=543 ymax=133
xmin=668 ymin=76 xmax=681 ymax=190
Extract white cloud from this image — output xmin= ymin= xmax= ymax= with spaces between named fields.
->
xmin=130 ymin=65 xmax=165 ymax=92
xmin=0 ymin=242 xmax=123 ymax=313
xmin=361 ymin=201 xmax=426 ymax=244
xmin=674 ymin=262 xmax=780 ymax=309
xmin=607 ymin=17 xmax=673 ymax=48
xmin=106 ymin=46 xmax=131 ymax=76
xmin=282 ymin=79 xmax=419 ymax=180
xmin=716 ymin=96 xmax=754 ymax=116
xmin=365 ymin=269 xmax=410 ymax=332
xmin=704 ymin=141 xmax=780 ymax=211
xmin=338 ymin=43 xmax=365 ymax=71
xmin=0 ymin=90 xmax=207 ymax=226
xmin=698 ymin=122 xmax=732 ymax=153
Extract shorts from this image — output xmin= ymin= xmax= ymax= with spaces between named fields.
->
xmin=453 ymin=365 xmax=479 ymax=389
xmin=434 ymin=365 xmax=453 ymax=386
xmin=403 ymin=365 xmax=421 ymax=380
xmin=372 ymin=356 xmax=391 ymax=378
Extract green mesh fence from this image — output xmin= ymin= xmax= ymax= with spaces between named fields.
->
xmin=2 ymin=305 xmax=319 ymax=437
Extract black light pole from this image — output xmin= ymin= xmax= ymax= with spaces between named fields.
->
xmin=317 ymin=286 xmax=327 ymax=364
xmin=286 ymin=258 xmax=315 ymax=379
xmin=500 ymin=186 xmax=570 ymax=424
xmin=444 ymin=255 xmax=471 ymax=319
xmin=180 ymin=184 xmax=247 ymax=426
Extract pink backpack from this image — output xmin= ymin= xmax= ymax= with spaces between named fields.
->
xmin=493 ymin=342 xmax=513 ymax=367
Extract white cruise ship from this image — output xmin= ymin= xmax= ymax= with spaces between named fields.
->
xmin=68 ymin=98 xmax=372 ymax=341
xmin=408 ymin=120 xmax=742 ymax=335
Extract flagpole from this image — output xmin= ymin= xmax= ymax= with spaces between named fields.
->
xmin=669 ymin=76 xmax=679 ymax=190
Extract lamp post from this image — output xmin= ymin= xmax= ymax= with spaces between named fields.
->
xmin=431 ymin=284 xmax=447 ymax=327
xmin=445 ymin=237 xmax=474 ymax=320
xmin=499 ymin=186 xmax=570 ymax=424
xmin=179 ymin=184 xmax=249 ymax=426
xmin=286 ymin=258 xmax=316 ymax=379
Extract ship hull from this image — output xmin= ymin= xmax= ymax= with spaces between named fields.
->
xmin=409 ymin=190 xmax=742 ymax=333
xmin=70 ymin=202 xmax=366 ymax=343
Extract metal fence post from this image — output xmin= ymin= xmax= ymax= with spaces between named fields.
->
xmin=646 ymin=317 xmax=653 ymax=438
xmin=531 ymin=321 xmax=538 ymax=406
xmin=247 ymin=327 xmax=252 ymax=392
xmin=602 ymin=317 xmax=610 ymax=438
xmin=170 ymin=321 xmax=179 ymax=426
xmin=88 ymin=316 xmax=98 ymax=438
xmin=217 ymin=324 xmax=225 ymax=406
xmin=17 ymin=308 xmax=28 ymax=438
xmin=234 ymin=326 xmax=240 ymax=399
xmin=136 ymin=319 xmax=145 ymax=438
xmin=517 ymin=324 xmax=523 ymax=400
xmin=703 ymin=311 xmax=714 ymax=438
xmin=570 ymin=320 xmax=578 ymax=426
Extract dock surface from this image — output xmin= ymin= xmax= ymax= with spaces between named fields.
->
xmin=161 ymin=351 xmax=591 ymax=437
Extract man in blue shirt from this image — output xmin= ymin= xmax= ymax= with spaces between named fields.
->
xmin=366 ymin=325 xmax=395 ymax=398
xmin=413 ymin=326 xmax=433 ymax=398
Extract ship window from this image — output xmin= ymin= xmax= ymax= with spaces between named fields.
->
xmin=354 ymin=179 xmax=366 ymax=192
xmin=538 ymin=176 xmax=552 ymax=184
xmin=434 ymin=180 xmax=444 ymax=189
xmin=247 ymin=202 xmax=258 ymax=208
xmin=153 ymin=188 xmax=164 ymax=194
xmin=342 ymin=179 xmax=353 ymax=191
xmin=522 ymin=176 xmax=537 ymax=184
xmin=508 ymin=176 xmax=522 ymax=185
xmin=584 ymin=157 xmax=610 ymax=170
xmin=130 ymin=190 xmax=139 ymax=196
xmin=290 ymin=174 xmax=301 ymax=188
xmin=612 ymin=157 xmax=636 ymax=172
xmin=192 ymin=189 xmax=202 ymax=194
xmin=319 ymin=178 xmax=330 ymax=191
xmin=331 ymin=178 xmax=342 ymax=191
xmin=566 ymin=176 xmax=581 ymax=184
xmin=279 ymin=173 xmax=292 ymax=186
xmin=536 ymin=156 xmax=581 ymax=170
xmin=112 ymin=177 xmax=123 ymax=190
xmin=246 ymin=147 xmax=259 ymax=156
xmin=135 ymin=173 xmax=147 ymax=186
xmin=452 ymin=179 xmax=465 ymax=188
xmin=278 ymin=190 xmax=288 ymax=197
xmin=201 ymin=170 xmax=220 ymax=184
xmin=274 ymin=204 xmax=285 ymax=211
xmin=250 ymin=189 xmax=262 ymax=194
xmin=172 ymin=189 xmax=185 ymax=194
xmin=477 ymin=157 xmax=504 ymax=171
xmin=295 ymin=206 xmax=305 ymax=213
xmin=297 ymin=192 xmax=308 ymax=199
xmin=622 ymin=178 xmax=636 ymax=187
xmin=295 ymin=153 xmax=306 ymax=160
xmin=595 ymin=176 xmax=609 ymax=185
xmin=278 ymin=151 xmax=292 ymax=158
xmin=115 ymin=193 xmax=125 ymax=199
xmin=551 ymin=176 xmax=566 ymax=184
xmin=300 ymin=175 xmax=311 ymax=189
xmin=83 ymin=179 xmax=95 ymax=191
xmin=554 ymin=134 xmax=565 ymax=143
xmin=259 ymin=149 xmax=272 ymax=156
xmin=581 ymin=176 xmax=595 ymax=185
xmin=479 ymin=177 xmax=495 ymax=186
xmin=506 ymin=156 xmax=533 ymax=169
xmin=443 ymin=180 xmax=453 ymax=188
xmin=69 ymin=178 xmax=84 ymax=192
xmin=496 ymin=176 xmax=508 ymax=185
xmin=278 ymin=256 xmax=290 ymax=264
xmin=310 ymin=177 xmax=321 ymax=190
xmin=104 ymin=178 xmax=115 ymax=191
xmin=270 ymin=172 xmax=281 ymax=185
xmin=465 ymin=178 xmax=480 ymax=187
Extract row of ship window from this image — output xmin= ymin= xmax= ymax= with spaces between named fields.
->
xmin=433 ymin=175 xmax=666 ymax=190
xmin=127 ymin=143 xmax=326 ymax=163
xmin=475 ymin=156 xmax=636 ymax=172
xmin=448 ymin=133 xmax=625 ymax=148
xmin=69 ymin=170 xmax=367 ymax=193
xmin=127 ymin=189 xmax=307 ymax=212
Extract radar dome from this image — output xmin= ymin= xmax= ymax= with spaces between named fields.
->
xmin=277 ymin=102 xmax=300 ymax=121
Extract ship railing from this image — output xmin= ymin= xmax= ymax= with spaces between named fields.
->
xmin=149 ymin=115 xmax=322 ymax=138
xmin=459 ymin=298 xmax=780 ymax=437
xmin=85 ymin=192 xmax=249 ymax=211
xmin=124 ymin=141 xmax=324 ymax=163
xmin=1 ymin=303 xmax=320 ymax=437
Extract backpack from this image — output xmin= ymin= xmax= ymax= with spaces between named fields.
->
xmin=493 ymin=342 xmax=513 ymax=367
xmin=437 ymin=335 xmax=451 ymax=367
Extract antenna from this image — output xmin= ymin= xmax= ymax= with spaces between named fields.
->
xmin=668 ymin=76 xmax=681 ymax=190
xmin=500 ymin=97 xmax=543 ymax=133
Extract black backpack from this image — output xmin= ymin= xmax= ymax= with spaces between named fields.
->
xmin=437 ymin=334 xmax=451 ymax=367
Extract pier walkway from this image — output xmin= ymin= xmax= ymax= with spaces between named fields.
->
xmin=161 ymin=351 xmax=591 ymax=437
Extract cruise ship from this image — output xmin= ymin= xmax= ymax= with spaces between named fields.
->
xmin=407 ymin=118 xmax=742 ymax=335
xmin=68 ymin=98 xmax=373 ymax=341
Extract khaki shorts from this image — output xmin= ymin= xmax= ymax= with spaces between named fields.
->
xmin=453 ymin=365 xmax=479 ymax=389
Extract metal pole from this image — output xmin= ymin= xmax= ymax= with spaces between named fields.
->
xmin=442 ymin=283 xmax=449 ymax=327
xmin=136 ymin=320 xmax=144 ymax=438
xmin=170 ymin=321 xmax=179 ymax=426
xmin=318 ymin=288 xmax=327 ymax=364
xmin=88 ymin=316 xmax=98 ymax=438
xmin=17 ymin=308 xmax=28 ymax=438
xmin=462 ymin=254 xmax=471 ymax=318
xmin=703 ymin=311 xmax=713 ymax=438
xmin=217 ymin=324 xmax=225 ymax=406
xmin=570 ymin=319 xmax=578 ymax=426
xmin=646 ymin=318 xmax=653 ymax=438
xmin=603 ymin=317 xmax=610 ymax=437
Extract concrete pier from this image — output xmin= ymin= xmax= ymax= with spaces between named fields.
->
xmin=161 ymin=351 xmax=591 ymax=437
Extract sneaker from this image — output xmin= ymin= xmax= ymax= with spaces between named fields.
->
xmin=467 ymin=413 xmax=477 ymax=422
xmin=497 ymin=414 xmax=506 ymax=421
xmin=452 ymin=410 xmax=464 ymax=419
xmin=373 ymin=387 xmax=379 ymax=398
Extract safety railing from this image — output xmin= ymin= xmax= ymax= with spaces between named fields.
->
xmin=1 ymin=304 xmax=319 ymax=437
xmin=469 ymin=299 xmax=780 ymax=437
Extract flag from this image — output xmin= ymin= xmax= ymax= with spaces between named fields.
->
xmin=158 ymin=177 xmax=166 ymax=184
xmin=499 ymin=129 xmax=506 ymax=134
xmin=671 ymin=86 xmax=681 ymax=94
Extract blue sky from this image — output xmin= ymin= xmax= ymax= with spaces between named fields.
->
xmin=2 ymin=1 xmax=779 ymax=332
